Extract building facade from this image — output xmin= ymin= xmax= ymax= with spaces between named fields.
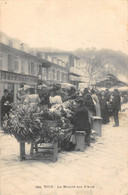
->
xmin=0 ymin=32 xmax=73 ymax=102
xmin=37 ymin=51 xmax=84 ymax=87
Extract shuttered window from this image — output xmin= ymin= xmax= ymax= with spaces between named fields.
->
xmin=57 ymin=71 xmax=60 ymax=81
xmin=8 ymin=55 xmax=14 ymax=71
xmin=14 ymin=59 xmax=19 ymax=72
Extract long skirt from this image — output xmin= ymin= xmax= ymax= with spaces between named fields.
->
xmin=95 ymin=102 xmax=101 ymax=117
xmin=101 ymin=108 xmax=109 ymax=124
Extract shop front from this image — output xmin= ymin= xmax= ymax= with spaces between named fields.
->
xmin=0 ymin=70 xmax=37 ymax=102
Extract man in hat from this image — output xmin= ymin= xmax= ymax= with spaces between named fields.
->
xmin=1 ymin=89 xmax=12 ymax=121
xmin=111 ymin=89 xmax=121 ymax=127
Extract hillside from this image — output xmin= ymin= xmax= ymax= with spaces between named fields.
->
xmin=73 ymin=48 xmax=128 ymax=84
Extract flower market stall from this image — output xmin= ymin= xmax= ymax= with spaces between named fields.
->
xmin=2 ymin=99 xmax=78 ymax=161
xmin=1 ymin=80 xmax=99 ymax=162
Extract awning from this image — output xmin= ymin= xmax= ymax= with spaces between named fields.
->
xmin=69 ymin=72 xmax=80 ymax=77
xmin=42 ymin=61 xmax=51 ymax=67
xmin=69 ymin=75 xmax=81 ymax=82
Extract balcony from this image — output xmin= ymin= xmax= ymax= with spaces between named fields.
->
xmin=0 ymin=70 xmax=37 ymax=84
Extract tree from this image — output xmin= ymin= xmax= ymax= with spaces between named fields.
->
xmin=74 ymin=48 xmax=128 ymax=86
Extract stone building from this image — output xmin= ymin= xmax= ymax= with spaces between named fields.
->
xmin=37 ymin=51 xmax=83 ymax=87
xmin=0 ymin=32 xmax=81 ymax=102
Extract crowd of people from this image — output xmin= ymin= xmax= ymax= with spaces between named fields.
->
xmin=1 ymin=82 xmax=121 ymax=136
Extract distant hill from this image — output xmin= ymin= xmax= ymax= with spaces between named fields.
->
xmin=73 ymin=48 xmax=128 ymax=84
xmin=33 ymin=46 xmax=128 ymax=84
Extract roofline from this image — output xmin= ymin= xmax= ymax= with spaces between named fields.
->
xmin=37 ymin=51 xmax=80 ymax=59
xmin=94 ymin=78 xmax=127 ymax=87
xmin=0 ymin=43 xmax=69 ymax=70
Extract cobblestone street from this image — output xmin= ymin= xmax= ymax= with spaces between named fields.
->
xmin=0 ymin=112 xmax=128 ymax=195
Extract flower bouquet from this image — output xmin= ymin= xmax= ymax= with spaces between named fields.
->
xmin=2 ymin=104 xmax=43 ymax=142
xmin=2 ymin=99 xmax=77 ymax=148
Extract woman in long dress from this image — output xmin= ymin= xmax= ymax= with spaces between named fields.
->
xmin=99 ymin=91 xmax=109 ymax=124
xmin=82 ymin=88 xmax=96 ymax=123
xmin=91 ymin=89 xmax=101 ymax=117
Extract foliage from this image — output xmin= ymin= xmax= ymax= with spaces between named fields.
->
xmin=2 ymin=102 xmax=74 ymax=145
xmin=2 ymin=105 xmax=43 ymax=142
xmin=74 ymin=48 xmax=128 ymax=85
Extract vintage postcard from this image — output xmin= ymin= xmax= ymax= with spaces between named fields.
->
xmin=0 ymin=0 xmax=128 ymax=195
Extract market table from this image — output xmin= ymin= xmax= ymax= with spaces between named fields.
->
xmin=19 ymin=141 xmax=58 ymax=162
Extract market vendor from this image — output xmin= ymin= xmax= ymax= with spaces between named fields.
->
xmin=73 ymin=97 xmax=91 ymax=146
xmin=60 ymin=88 xmax=69 ymax=102
xmin=99 ymin=91 xmax=109 ymax=124
xmin=37 ymin=84 xmax=51 ymax=110
xmin=82 ymin=88 xmax=96 ymax=123
xmin=91 ymin=89 xmax=101 ymax=117
xmin=63 ymin=87 xmax=78 ymax=102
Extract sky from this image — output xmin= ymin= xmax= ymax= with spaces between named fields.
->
xmin=0 ymin=0 xmax=128 ymax=53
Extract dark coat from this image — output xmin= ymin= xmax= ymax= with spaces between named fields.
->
xmin=83 ymin=94 xmax=96 ymax=114
xmin=99 ymin=96 xmax=109 ymax=124
xmin=111 ymin=94 xmax=121 ymax=111
xmin=73 ymin=105 xmax=91 ymax=133
xmin=37 ymin=88 xmax=51 ymax=106
xmin=1 ymin=95 xmax=12 ymax=114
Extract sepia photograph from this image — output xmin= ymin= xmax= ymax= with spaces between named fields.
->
xmin=0 ymin=0 xmax=128 ymax=194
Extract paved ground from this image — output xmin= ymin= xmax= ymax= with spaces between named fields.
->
xmin=0 ymin=111 xmax=128 ymax=195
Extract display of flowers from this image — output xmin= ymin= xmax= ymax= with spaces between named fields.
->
xmin=2 ymin=105 xmax=43 ymax=142
xmin=2 ymin=99 xmax=77 ymax=148
xmin=48 ymin=100 xmax=78 ymax=118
